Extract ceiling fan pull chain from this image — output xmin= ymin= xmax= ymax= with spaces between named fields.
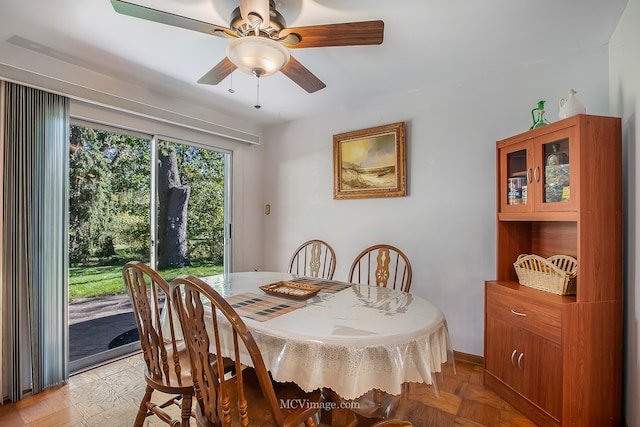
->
xmin=255 ymin=76 xmax=261 ymax=109
xmin=228 ymin=72 xmax=235 ymax=93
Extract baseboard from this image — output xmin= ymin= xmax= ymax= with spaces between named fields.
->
xmin=453 ymin=350 xmax=484 ymax=366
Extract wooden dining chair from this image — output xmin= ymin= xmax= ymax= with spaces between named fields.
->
xmin=170 ymin=275 xmax=321 ymax=427
xmin=122 ymin=261 xmax=194 ymax=427
xmin=288 ymin=239 xmax=337 ymax=279
xmin=348 ymin=244 xmax=413 ymax=292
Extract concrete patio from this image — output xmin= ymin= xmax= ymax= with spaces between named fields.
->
xmin=69 ymin=294 xmax=139 ymax=361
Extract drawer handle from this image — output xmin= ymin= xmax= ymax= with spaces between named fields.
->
xmin=511 ymin=309 xmax=527 ymax=317
xmin=534 ymin=166 xmax=540 ymax=182
xmin=511 ymin=349 xmax=517 ymax=366
xmin=517 ymin=352 xmax=524 ymax=369
xmin=526 ymin=167 xmax=533 ymax=183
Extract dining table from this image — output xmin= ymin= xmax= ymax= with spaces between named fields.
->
xmin=179 ymin=271 xmax=453 ymax=405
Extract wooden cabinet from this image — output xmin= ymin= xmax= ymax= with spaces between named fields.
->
xmin=485 ymin=115 xmax=623 ymax=427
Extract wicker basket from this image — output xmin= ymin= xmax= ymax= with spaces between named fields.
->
xmin=513 ymin=254 xmax=578 ymax=295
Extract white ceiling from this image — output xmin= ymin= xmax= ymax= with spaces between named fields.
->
xmin=0 ymin=0 xmax=629 ymax=127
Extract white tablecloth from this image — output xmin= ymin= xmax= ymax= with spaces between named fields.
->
xmin=192 ymin=272 xmax=452 ymax=400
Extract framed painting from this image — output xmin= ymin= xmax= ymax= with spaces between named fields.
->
xmin=333 ymin=122 xmax=406 ymax=199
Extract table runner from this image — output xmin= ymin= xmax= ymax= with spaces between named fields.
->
xmin=288 ymin=277 xmax=353 ymax=294
xmin=225 ymin=292 xmax=305 ymax=322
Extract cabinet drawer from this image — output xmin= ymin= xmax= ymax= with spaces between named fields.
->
xmin=486 ymin=283 xmax=562 ymax=344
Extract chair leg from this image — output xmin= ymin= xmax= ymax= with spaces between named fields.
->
xmin=402 ymin=382 xmax=410 ymax=397
xmin=134 ymin=385 xmax=154 ymax=427
xmin=304 ymin=416 xmax=318 ymax=427
xmin=180 ymin=393 xmax=193 ymax=427
xmin=373 ymin=389 xmax=383 ymax=407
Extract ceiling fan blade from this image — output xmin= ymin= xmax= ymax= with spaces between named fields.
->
xmin=197 ymin=58 xmax=237 ymax=85
xmin=280 ymin=56 xmax=326 ymax=93
xmin=279 ymin=20 xmax=384 ymax=48
xmin=110 ymin=0 xmax=236 ymax=39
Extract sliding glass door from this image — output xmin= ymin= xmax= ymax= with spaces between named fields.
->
xmin=68 ymin=122 xmax=229 ymax=372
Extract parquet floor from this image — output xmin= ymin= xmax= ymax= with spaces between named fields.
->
xmin=0 ymin=353 xmax=537 ymax=427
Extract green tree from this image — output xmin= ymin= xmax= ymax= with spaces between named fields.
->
xmin=107 ymin=135 xmax=152 ymax=257
xmin=157 ymin=142 xmax=191 ymax=269
xmin=173 ymin=143 xmax=226 ymax=263
xmin=69 ymin=126 xmax=150 ymax=265
xmin=69 ymin=126 xmax=116 ymax=263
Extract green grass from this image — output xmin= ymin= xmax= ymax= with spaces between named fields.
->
xmin=69 ymin=259 xmax=224 ymax=300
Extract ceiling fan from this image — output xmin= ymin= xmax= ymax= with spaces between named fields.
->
xmin=110 ymin=0 xmax=384 ymax=94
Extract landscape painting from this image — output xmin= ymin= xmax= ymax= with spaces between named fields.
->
xmin=333 ymin=122 xmax=406 ymax=199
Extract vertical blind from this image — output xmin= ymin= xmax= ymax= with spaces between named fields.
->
xmin=1 ymin=81 xmax=69 ymax=401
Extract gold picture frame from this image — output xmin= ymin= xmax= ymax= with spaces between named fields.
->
xmin=333 ymin=122 xmax=406 ymax=199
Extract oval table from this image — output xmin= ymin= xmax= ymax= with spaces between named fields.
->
xmin=194 ymin=271 xmax=453 ymax=401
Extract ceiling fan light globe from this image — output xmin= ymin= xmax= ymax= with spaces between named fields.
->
xmin=226 ymin=36 xmax=290 ymax=77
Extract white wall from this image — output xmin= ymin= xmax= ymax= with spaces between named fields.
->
xmin=610 ymin=0 xmax=639 ymax=424
xmin=261 ymin=46 xmax=611 ymax=357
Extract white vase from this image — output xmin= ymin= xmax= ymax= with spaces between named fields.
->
xmin=558 ymin=89 xmax=586 ymax=119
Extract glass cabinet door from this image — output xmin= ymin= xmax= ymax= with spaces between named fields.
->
xmin=499 ymin=140 xmax=532 ymax=213
xmin=533 ymin=126 xmax=577 ymax=212
xmin=507 ymin=148 xmax=528 ymax=206
xmin=542 ymin=139 xmax=570 ymax=203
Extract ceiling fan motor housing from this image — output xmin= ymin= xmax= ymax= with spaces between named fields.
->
xmin=230 ymin=0 xmax=286 ymax=38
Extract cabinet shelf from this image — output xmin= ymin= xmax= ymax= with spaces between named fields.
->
xmin=497 ymin=211 xmax=577 ymax=221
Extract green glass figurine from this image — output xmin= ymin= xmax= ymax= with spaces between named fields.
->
xmin=530 ymin=100 xmax=550 ymax=130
